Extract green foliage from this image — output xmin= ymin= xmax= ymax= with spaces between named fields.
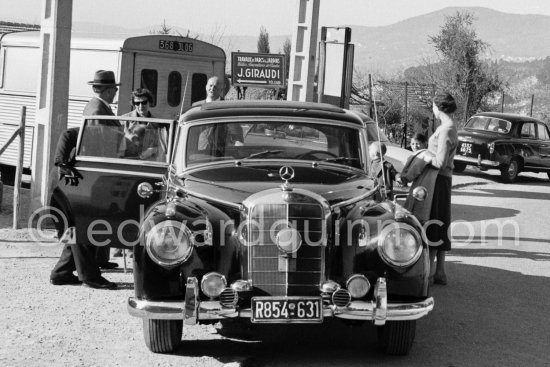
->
xmin=536 ymin=57 xmax=550 ymax=86
xmin=257 ymin=26 xmax=270 ymax=53
xmin=428 ymin=11 xmax=503 ymax=124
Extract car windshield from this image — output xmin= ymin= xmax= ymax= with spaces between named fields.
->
xmin=177 ymin=121 xmax=363 ymax=170
xmin=465 ymin=116 xmax=511 ymax=134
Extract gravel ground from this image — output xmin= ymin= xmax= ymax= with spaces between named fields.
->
xmin=2 ymin=170 xmax=548 ymax=366
xmin=0 ymin=186 xmax=231 ymax=367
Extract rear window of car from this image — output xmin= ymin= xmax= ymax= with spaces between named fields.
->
xmin=365 ymin=123 xmax=390 ymax=143
xmin=465 ymin=116 xmax=511 ymax=134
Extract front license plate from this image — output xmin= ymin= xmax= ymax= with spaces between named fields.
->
xmin=460 ymin=142 xmax=473 ymax=155
xmin=251 ymin=297 xmax=323 ymax=323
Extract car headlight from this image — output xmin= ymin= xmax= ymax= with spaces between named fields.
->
xmin=145 ymin=220 xmax=193 ymax=267
xmin=201 ymin=272 xmax=227 ymax=298
xmin=377 ymin=223 xmax=422 ymax=268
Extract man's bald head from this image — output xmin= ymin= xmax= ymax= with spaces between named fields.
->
xmin=206 ymin=76 xmax=222 ymax=102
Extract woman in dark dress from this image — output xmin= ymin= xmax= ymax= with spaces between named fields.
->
xmin=424 ymin=92 xmax=458 ymax=285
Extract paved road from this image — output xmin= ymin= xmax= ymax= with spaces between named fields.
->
xmin=0 ymin=168 xmax=548 ymax=366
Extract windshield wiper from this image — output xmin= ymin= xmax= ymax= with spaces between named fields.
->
xmin=323 ymin=157 xmax=359 ymax=163
xmin=243 ymin=150 xmax=284 ymax=159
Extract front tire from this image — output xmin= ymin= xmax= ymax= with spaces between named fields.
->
xmin=377 ymin=320 xmax=416 ymax=355
xmin=501 ymin=158 xmax=519 ymax=183
xmin=453 ymin=161 xmax=467 ymax=173
xmin=143 ymin=319 xmax=182 ymax=353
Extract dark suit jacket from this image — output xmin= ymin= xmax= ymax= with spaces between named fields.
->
xmin=83 ymin=97 xmax=114 ymax=116
xmin=54 ymin=127 xmax=79 ymax=167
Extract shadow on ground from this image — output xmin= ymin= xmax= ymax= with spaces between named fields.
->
xmin=451 ymin=203 xmax=521 ymax=221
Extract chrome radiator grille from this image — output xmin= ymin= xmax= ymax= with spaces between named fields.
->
xmin=247 ymin=202 xmax=326 ymax=296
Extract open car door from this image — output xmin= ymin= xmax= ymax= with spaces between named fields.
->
xmin=50 ymin=115 xmax=175 ymax=250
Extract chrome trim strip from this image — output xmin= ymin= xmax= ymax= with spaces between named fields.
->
xmin=76 ymin=166 xmax=166 ymax=178
xmin=127 ymin=297 xmax=434 ymax=322
xmin=184 ymin=189 xmax=242 ymax=210
xmin=454 ymin=156 xmax=500 ymax=167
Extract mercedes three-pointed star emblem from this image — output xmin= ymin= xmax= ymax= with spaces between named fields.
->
xmin=279 ymin=166 xmax=295 ymax=182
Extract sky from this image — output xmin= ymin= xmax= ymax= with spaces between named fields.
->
xmin=2 ymin=0 xmax=550 ymax=36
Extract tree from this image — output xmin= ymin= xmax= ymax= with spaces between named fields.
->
xmin=257 ymin=26 xmax=270 ymax=53
xmin=282 ymin=37 xmax=291 ymax=79
xmin=428 ymin=11 xmax=503 ymax=123
xmin=150 ymin=19 xmax=173 ymax=35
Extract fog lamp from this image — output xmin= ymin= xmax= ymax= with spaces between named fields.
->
xmin=320 ymin=280 xmax=340 ymax=293
xmin=231 ymin=279 xmax=252 ymax=292
xmin=201 ymin=272 xmax=227 ymax=298
xmin=346 ymin=274 xmax=370 ymax=299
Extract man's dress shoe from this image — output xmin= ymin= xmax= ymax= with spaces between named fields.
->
xmin=82 ymin=276 xmax=117 ymax=289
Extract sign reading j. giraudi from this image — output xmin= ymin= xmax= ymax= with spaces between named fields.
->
xmin=231 ymin=52 xmax=286 ymax=87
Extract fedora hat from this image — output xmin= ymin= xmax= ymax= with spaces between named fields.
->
xmin=88 ymin=70 xmax=120 ymax=86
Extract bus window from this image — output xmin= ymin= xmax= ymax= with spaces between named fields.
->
xmin=191 ymin=73 xmax=207 ymax=104
xmin=141 ymin=69 xmax=158 ymax=107
xmin=167 ymin=71 xmax=182 ymax=107
xmin=3 ymin=47 xmax=40 ymax=92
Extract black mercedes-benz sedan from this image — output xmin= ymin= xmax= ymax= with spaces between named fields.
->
xmin=48 ymin=101 xmax=434 ymax=356
xmin=125 ymin=101 xmax=433 ymax=355
xmin=454 ymin=112 xmax=550 ymax=182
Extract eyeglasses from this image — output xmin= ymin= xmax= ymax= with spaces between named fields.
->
xmin=133 ymin=101 xmax=148 ymax=106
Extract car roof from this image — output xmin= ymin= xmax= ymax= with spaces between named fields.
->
xmin=472 ymin=112 xmax=546 ymax=124
xmin=180 ymin=100 xmax=365 ymax=126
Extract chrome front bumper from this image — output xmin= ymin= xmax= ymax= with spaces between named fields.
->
xmin=127 ymin=297 xmax=434 ymax=325
xmin=454 ymin=155 xmax=500 ymax=167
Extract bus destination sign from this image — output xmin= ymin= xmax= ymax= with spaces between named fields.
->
xmin=158 ymin=40 xmax=193 ymax=52
xmin=231 ymin=52 xmax=285 ymax=87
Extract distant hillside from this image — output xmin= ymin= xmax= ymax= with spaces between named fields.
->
xmin=349 ymin=7 xmax=550 ymax=73
xmin=69 ymin=7 xmax=550 ymax=74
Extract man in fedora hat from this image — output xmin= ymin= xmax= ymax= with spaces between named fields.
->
xmin=49 ymin=69 xmax=121 ymax=289
xmin=84 ymin=70 xmax=120 ymax=119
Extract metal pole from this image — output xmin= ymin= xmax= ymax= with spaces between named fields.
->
xmin=317 ymin=27 xmax=327 ymax=104
xmin=368 ymin=74 xmax=373 ymax=118
xmin=339 ymin=27 xmax=351 ymax=108
xmin=13 ymin=106 xmax=26 ymax=230
xmin=530 ymin=94 xmax=534 ymax=117
xmin=501 ymin=91 xmax=505 ymax=113
xmin=403 ymin=82 xmax=408 ymax=148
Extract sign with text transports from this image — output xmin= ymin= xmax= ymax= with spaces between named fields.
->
xmin=231 ymin=52 xmax=286 ymax=87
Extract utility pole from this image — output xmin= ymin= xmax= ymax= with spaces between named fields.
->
xmin=31 ymin=0 xmax=73 ymax=211
xmin=287 ymin=0 xmax=320 ymax=102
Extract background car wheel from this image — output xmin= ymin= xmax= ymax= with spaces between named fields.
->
xmin=500 ymin=158 xmax=520 ymax=183
xmin=143 ymin=319 xmax=182 ymax=353
xmin=377 ymin=320 xmax=416 ymax=355
xmin=453 ymin=161 xmax=467 ymax=173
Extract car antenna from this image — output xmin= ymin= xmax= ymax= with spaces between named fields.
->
xmin=178 ymin=72 xmax=190 ymax=118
